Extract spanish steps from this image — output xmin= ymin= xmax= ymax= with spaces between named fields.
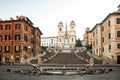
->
xmin=30 ymin=51 xmax=103 ymax=65
xmin=43 ymin=53 xmax=88 ymax=64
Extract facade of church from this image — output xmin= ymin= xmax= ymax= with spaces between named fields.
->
xmin=41 ymin=21 xmax=76 ymax=49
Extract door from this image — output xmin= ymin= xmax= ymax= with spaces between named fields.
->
xmin=117 ymin=55 xmax=120 ymax=64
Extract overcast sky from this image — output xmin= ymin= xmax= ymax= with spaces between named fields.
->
xmin=0 ymin=0 xmax=119 ymax=39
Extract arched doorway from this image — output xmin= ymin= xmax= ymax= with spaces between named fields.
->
xmin=117 ymin=55 xmax=120 ymax=64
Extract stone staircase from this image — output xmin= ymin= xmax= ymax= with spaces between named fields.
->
xmin=30 ymin=52 xmax=56 ymax=64
xmin=30 ymin=51 xmax=104 ymax=65
xmin=43 ymin=53 xmax=88 ymax=64
xmin=76 ymin=51 xmax=103 ymax=64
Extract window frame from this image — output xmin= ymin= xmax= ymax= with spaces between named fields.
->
xmin=5 ymin=35 xmax=10 ymax=40
xmin=15 ymin=24 xmax=21 ymax=29
xmin=116 ymin=18 xmax=120 ymax=24
xmin=0 ymin=25 xmax=3 ymax=30
xmin=23 ymin=46 xmax=28 ymax=51
xmin=109 ymin=44 xmax=111 ymax=50
xmin=24 ymin=35 xmax=28 ymax=42
xmin=5 ymin=46 xmax=10 ymax=52
xmin=108 ymin=32 xmax=111 ymax=39
xmin=5 ymin=24 xmax=11 ymax=30
xmin=0 ymin=46 xmax=2 ymax=52
xmin=117 ymin=31 xmax=120 ymax=37
xmin=117 ymin=43 xmax=120 ymax=49
xmin=108 ymin=20 xmax=110 ymax=26
xmin=0 ymin=35 xmax=2 ymax=41
xmin=24 ymin=25 xmax=28 ymax=31
xmin=15 ymin=34 xmax=20 ymax=40
xmin=15 ymin=45 xmax=20 ymax=52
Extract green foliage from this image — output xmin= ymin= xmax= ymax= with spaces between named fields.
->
xmin=41 ymin=46 xmax=47 ymax=52
xmin=75 ymin=38 xmax=82 ymax=47
xmin=86 ymin=44 xmax=92 ymax=50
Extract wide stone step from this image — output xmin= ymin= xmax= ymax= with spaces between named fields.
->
xmin=43 ymin=53 xmax=88 ymax=64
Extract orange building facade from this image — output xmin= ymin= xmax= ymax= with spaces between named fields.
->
xmin=90 ymin=8 xmax=120 ymax=64
xmin=83 ymin=32 xmax=92 ymax=46
xmin=0 ymin=16 xmax=42 ymax=64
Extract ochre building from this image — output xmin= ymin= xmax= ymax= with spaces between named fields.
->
xmin=87 ymin=8 xmax=120 ymax=64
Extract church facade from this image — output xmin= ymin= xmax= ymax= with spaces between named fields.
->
xmin=41 ymin=21 xmax=76 ymax=49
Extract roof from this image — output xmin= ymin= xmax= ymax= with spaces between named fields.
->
xmin=100 ymin=12 xmax=120 ymax=25
xmin=0 ymin=16 xmax=43 ymax=35
xmin=90 ymin=11 xmax=120 ymax=32
xmin=90 ymin=23 xmax=100 ymax=32
xmin=35 ymin=27 xmax=43 ymax=35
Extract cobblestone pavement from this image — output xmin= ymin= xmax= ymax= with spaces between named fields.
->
xmin=0 ymin=65 xmax=120 ymax=80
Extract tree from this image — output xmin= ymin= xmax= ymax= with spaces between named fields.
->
xmin=41 ymin=46 xmax=47 ymax=52
xmin=75 ymin=38 xmax=82 ymax=47
xmin=86 ymin=44 xmax=92 ymax=50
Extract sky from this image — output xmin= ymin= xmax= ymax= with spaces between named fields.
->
xmin=0 ymin=0 xmax=119 ymax=40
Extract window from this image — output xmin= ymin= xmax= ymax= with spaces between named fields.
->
xmin=5 ymin=46 xmax=10 ymax=52
xmin=15 ymin=46 xmax=20 ymax=52
xmin=108 ymin=20 xmax=110 ymax=26
xmin=5 ymin=56 xmax=9 ymax=62
xmin=24 ymin=25 xmax=28 ymax=31
xmin=15 ymin=24 xmax=21 ymax=29
xmin=96 ymin=29 xmax=98 ymax=34
xmin=24 ymin=35 xmax=27 ymax=42
xmin=31 ymin=30 xmax=34 ymax=35
xmin=96 ymin=49 xmax=98 ymax=53
xmin=117 ymin=31 xmax=120 ymax=37
xmin=117 ymin=43 xmax=120 ymax=49
xmin=102 ymin=37 xmax=104 ymax=42
xmin=0 ymin=46 xmax=2 ymax=52
xmin=59 ymin=39 xmax=61 ymax=42
xmin=31 ymin=39 xmax=34 ymax=44
xmin=72 ymin=38 xmax=74 ymax=42
xmin=109 ymin=45 xmax=111 ymax=50
xmin=32 ymin=49 xmax=34 ymax=52
xmin=37 ymin=32 xmax=39 ymax=37
xmin=5 ymin=35 xmax=10 ymax=40
xmin=5 ymin=24 xmax=11 ymax=30
xmin=96 ymin=39 xmax=98 ymax=44
xmin=116 ymin=18 xmax=120 ymax=24
xmin=15 ymin=35 xmax=20 ymax=40
xmin=51 ymin=39 xmax=53 ymax=41
xmin=23 ymin=46 xmax=28 ymax=51
xmin=102 ymin=47 xmax=104 ymax=52
xmin=93 ymin=32 xmax=95 ymax=37
xmin=102 ymin=26 xmax=104 ymax=32
xmin=108 ymin=33 xmax=111 ymax=39
xmin=59 ymin=28 xmax=61 ymax=31
xmin=0 ymin=25 xmax=3 ymax=30
xmin=0 ymin=35 xmax=2 ymax=41
xmin=15 ymin=57 xmax=20 ymax=62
